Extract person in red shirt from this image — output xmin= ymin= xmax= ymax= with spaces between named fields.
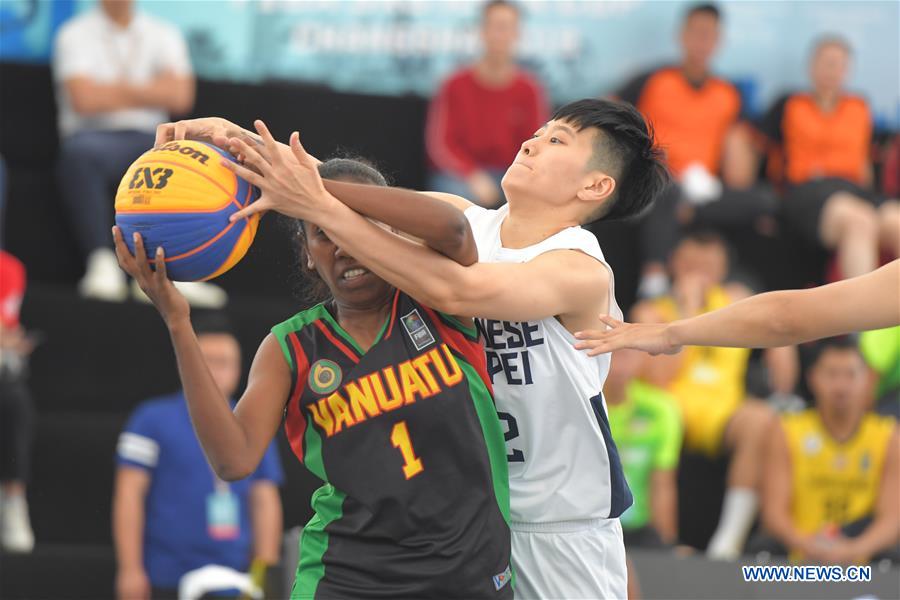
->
xmin=425 ymin=0 xmax=549 ymax=208
xmin=758 ymin=37 xmax=899 ymax=280
xmin=0 ymin=250 xmax=37 ymax=553
xmin=617 ymin=3 xmax=774 ymax=299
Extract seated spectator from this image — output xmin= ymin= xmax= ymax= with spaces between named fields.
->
xmin=634 ymin=229 xmax=796 ymax=560
xmin=113 ymin=315 xmax=284 ymax=600
xmin=0 ymin=250 xmax=36 ymax=553
xmin=53 ymin=0 xmax=224 ymax=307
xmin=757 ymin=36 xmax=900 ymax=280
xmin=616 ymin=3 xmax=774 ymax=298
xmin=859 ymin=326 xmax=900 ymax=419
xmin=606 ymin=347 xmax=682 ymax=548
xmin=425 ymin=0 xmax=548 ymax=208
xmin=761 ymin=338 xmax=900 ymax=564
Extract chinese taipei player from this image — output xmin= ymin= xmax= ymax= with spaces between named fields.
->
xmin=164 ymin=98 xmax=669 ymax=598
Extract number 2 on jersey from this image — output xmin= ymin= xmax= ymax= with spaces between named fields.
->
xmin=391 ymin=421 xmax=424 ymax=479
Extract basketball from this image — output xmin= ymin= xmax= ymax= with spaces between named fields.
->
xmin=114 ymin=141 xmax=259 ymax=282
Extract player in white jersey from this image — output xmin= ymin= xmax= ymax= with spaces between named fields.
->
xmin=158 ymin=98 xmax=669 ymax=598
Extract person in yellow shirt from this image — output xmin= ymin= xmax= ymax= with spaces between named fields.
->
xmin=633 ymin=229 xmax=797 ymax=559
xmin=762 ymin=338 xmax=899 ymax=564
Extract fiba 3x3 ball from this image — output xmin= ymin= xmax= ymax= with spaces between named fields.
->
xmin=115 ymin=140 xmax=260 ymax=282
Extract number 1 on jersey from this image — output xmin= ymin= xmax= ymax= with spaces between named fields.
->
xmin=391 ymin=421 xmax=424 ymax=479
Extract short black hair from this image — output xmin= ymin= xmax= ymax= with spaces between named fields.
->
xmin=482 ymin=0 xmax=519 ymax=20
xmin=684 ymin=3 xmax=721 ymax=23
xmin=284 ymin=157 xmax=388 ymax=306
xmin=552 ymin=98 xmax=670 ymax=223
xmin=808 ymin=336 xmax=863 ymax=368
xmin=192 ymin=312 xmax=236 ymax=338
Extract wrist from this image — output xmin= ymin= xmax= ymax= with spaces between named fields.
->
xmin=664 ymin=321 xmax=682 ymax=348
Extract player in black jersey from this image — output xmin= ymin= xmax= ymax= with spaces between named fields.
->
xmin=112 ymin=159 xmax=513 ymax=599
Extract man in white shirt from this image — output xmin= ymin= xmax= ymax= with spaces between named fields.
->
xmin=53 ymin=0 xmax=221 ymax=305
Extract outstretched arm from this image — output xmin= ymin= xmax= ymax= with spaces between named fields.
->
xmin=113 ymin=227 xmax=289 ymax=481
xmin=222 ymin=124 xmax=608 ymax=323
xmin=575 ymin=260 xmax=900 ymax=355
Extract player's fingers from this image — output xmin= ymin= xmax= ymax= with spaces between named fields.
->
xmin=154 ymin=123 xmax=174 ymax=148
xmin=254 ymin=120 xmax=282 ymax=164
xmin=289 ymin=131 xmax=312 ymax=166
xmin=599 ymin=315 xmax=624 ymax=329
xmin=112 ymin=226 xmax=137 ymax=273
xmin=173 ymin=121 xmax=187 ymax=141
xmin=573 ymin=329 xmax=602 ymax=340
xmin=228 ymin=137 xmax=272 ymax=171
xmin=154 ymin=246 xmax=168 ymax=283
xmin=132 ymin=232 xmax=153 ymax=280
xmin=220 ymin=158 xmax=266 ymax=188
xmin=229 ymin=199 xmax=269 ymax=223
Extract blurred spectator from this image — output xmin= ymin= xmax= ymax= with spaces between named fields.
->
xmin=634 ymin=229 xmax=796 ymax=560
xmin=606 ymin=347 xmax=682 ymax=547
xmin=0 ymin=154 xmax=7 ymax=250
xmin=113 ymin=316 xmax=283 ymax=600
xmin=859 ymin=326 xmax=900 ymax=419
xmin=53 ymin=0 xmax=223 ymax=308
xmin=425 ymin=0 xmax=548 ymax=207
xmin=616 ymin=3 xmax=773 ymax=298
xmin=756 ymin=36 xmax=900 ymax=280
xmin=0 ymin=250 xmax=36 ymax=553
xmin=760 ymin=338 xmax=900 ymax=564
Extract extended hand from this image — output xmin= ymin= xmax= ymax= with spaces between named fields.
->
xmin=154 ymin=116 xmax=243 ymax=149
xmin=112 ymin=226 xmax=190 ymax=327
xmin=573 ymin=316 xmax=681 ymax=356
xmin=221 ymin=120 xmax=336 ymax=223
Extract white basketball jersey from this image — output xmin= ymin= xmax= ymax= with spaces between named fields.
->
xmin=465 ymin=204 xmax=632 ymax=524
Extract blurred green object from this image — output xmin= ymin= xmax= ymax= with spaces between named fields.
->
xmin=859 ymin=326 xmax=900 ymax=398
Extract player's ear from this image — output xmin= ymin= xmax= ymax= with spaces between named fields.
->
xmin=576 ymin=173 xmax=615 ymax=204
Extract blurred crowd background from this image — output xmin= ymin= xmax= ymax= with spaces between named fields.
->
xmin=0 ymin=1 xmax=898 ymax=599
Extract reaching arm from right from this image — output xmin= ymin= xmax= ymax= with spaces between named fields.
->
xmin=575 ymin=260 xmax=900 ymax=355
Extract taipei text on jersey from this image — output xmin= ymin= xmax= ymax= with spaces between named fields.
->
xmin=272 ymin=291 xmax=512 ymax=599
xmin=465 ymin=204 xmax=633 ymax=524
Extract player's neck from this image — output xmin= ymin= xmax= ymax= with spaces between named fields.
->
xmin=474 ymin=57 xmax=516 ymax=87
xmin=332 ymin=296 xmax=393 ymax=352
xmin=819 ymin=408 xmax=863 ymax=444
xmin=500 ymin=201 xmax=579 ymax=249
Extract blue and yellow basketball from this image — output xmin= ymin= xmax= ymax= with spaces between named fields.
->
xmin=114 ymin=141 xmax=260 ymax=282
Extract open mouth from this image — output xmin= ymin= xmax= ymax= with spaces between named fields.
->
xmin=341 ymin=267 xmax=369 ymax=281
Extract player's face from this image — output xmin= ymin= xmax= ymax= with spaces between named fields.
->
xmin=680 ymin=12 xmax=720 ymax=68
xmin=303 ymin=222 xmax=395 ymax=311
xmin=198 ymin=333 xmax=242 ymax=398
xmin=809 ymin=349 xmax=870 ymax=419
xmin=502 ymin=120 xmax=605 ymax=209
xmin=669 ymin=241 xmax=728 ymax=287
xmin=481 ymin=5 xmax=519 ymax=60
xmin=810 ymin=44 xmax=850 ymax=94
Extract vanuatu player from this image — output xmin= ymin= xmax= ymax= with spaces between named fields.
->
xmin=113 ymin=158 xmax=513 ymax=599
xmin=573 ymin=259 xmax=900 ymax=355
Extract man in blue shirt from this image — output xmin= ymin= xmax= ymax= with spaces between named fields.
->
xmin=112 ymin=316 xmax=284 ymax=600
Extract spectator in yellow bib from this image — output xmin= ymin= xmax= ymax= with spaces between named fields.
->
xmin=761 ymin=338 xmax=900 ymax=564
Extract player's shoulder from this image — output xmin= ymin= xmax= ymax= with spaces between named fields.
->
xmin=272 ymin=302 xmax=328 ymax=336
xmin=840 ymin=93 xmax=871 ymax=114
xmin=442 ymin=67 xmax=477 ymax=90
xmin=513 ymin=68 xmax=545 ymax=93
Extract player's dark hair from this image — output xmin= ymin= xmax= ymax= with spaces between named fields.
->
xmin=811 ymin=34 xmax=853 ymax=58
xmin=284 ymin=157 xmax=388 ymax=306
xmin=552 ymin=98 xmax=670 ymax=223
xmin=192 ymin=311 xmax=236 ymax=339
xmin=482 ymin=0 xmax=520 ymax=20
xmin=808 ymin=336 xmax=863 ymax=368
xmin=684 ymin=3 xmax=721 ymax=23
